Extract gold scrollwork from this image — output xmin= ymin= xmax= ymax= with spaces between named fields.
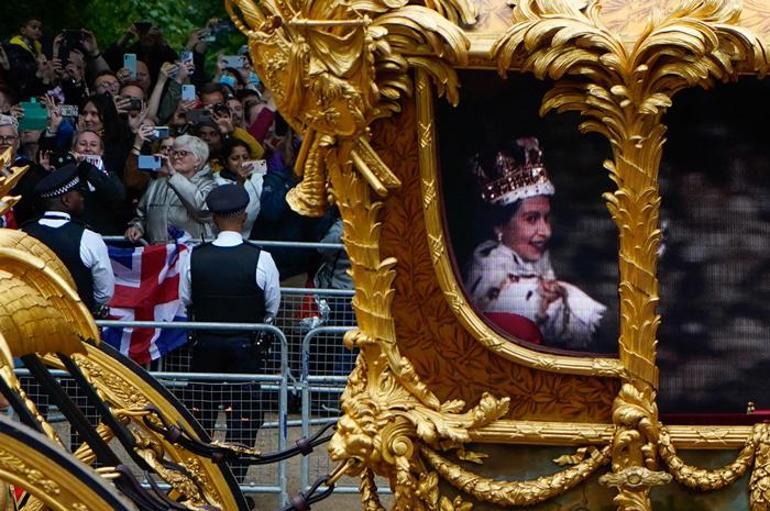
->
xmin=226 ymin=0 xmax=472 ymax=217
xmin=490 ymin=0 xmax=769 ymax=508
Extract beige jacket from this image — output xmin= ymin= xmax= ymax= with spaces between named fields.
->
xmin=130 ymin=165 xmax=217 ymax=243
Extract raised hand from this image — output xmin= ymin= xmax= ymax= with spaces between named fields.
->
xmin=42 ymin=94 xmax=63 ymax=132
xmin=212 ymin=109 xmax=233 ymax=134
xmin=81 ymin=30 xmax=100 ymax=58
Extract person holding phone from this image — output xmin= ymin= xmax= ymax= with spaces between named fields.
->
xmin=125 ymin=134 xmax=216 ymax=243
xmin=104 ymin=22 xmax=178 ymax=84
xmin=214 ymin=139 xmax=263 ymax=236
xmin=65 ymin=129 xmax=127 ymax=235
xmin=123 ymin=119 xmax=174 ymax=199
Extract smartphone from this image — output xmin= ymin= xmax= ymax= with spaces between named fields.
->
xmin=200 ymin=30 xmax=216 ymax=43
xmin=133 ymin=21 xmax=152 ymax=34
xmin=123 ymin=53 xmax=137 ymax=79
xmin=126 ymin=97 xmax=143 ymax=111
xmin=246 ymin=160 xmax=268 ymax=175
xmin=186 ymin=109 xmax=211 ymax=125
xmin=180 ymin=50 xmax=194 ymax=65
xmin=219 ymin=74 xmax=237 ymax=89
xmin=62 ymin=29 xmax=83 ymax=43
xmin=151 ymin=126 xmax=170 ymax=140
xmin=60 ymin=104 xmax=78 ymax=117
xmin=221 ymin=55 xmax=245 ymax=69
xmin=181 ymin=84 xmax=196 ymax=102
xmin=83 ymin=154 xmax=105 ymax=172
xmin=138 ymin=155 xmax=162 ymax=171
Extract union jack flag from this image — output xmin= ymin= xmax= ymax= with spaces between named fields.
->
xmin=101 ymin=242 xmax=189 ymax=364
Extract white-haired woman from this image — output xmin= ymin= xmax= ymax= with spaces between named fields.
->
xmin=125 ymin=134 xmax=216 ymax=243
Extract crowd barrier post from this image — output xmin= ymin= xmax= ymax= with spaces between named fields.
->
xmin=300 ymin=326 xmax=355 ymax=492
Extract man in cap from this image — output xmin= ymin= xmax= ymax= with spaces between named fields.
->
xmin=179 ymin=183 xmax=280 ymax=483
xmin=21 ymin=164 xmax=115 ymax=314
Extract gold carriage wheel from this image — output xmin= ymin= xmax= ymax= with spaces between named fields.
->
xmin=44 ymin=341 xmax=249 ymax=511
xmin=0 ymin=414 xmax=132 ymax=511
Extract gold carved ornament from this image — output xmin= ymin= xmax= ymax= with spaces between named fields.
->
xmin=491 ymin=0 xmax=768 ymax=509
xmin=227 ymin=0 xmax=770 ymax=508
xmin=225 ymin=0 xmax=473 ymax=217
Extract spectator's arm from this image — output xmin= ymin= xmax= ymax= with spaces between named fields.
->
xmin=122 ymin=154 xmax=151 ymax=195
xmin=80 ymin=230 xmax=115 ymax=307
xmin=128 ymin=188 xmax=148 ymax=233
xmin=85 ymin=164 xmax=127 ymax=203
xmin=147 ymin=66 xmax=172 ymax=121
xmin=257 ymin=251 xmax=281 ymax=319
xmin=232 ymin=127 xmax=264 ymax=159
xmin=157 ymin=80 xmax=182 ymax=125
xmin=166 ymin=173 xmax=214 ymax=221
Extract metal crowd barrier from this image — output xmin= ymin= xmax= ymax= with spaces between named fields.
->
xmin=101 ymin=236 xmax=345 ymax=250
xmin=13 ymin=310 xmax=384 ymax=503
xmin=97 ymin=320 xmax=291 ymax=504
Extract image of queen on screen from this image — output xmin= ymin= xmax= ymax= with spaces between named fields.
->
xmin=462 ymin=137 xmax=606 ymax=351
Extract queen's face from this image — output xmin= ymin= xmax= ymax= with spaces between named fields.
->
xmin=496 ymin=195 xmax=552 ymax=262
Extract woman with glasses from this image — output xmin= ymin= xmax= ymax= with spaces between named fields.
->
xmin=125 ymin=134 xmax=216 ymax=243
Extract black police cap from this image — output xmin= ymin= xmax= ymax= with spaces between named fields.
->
xmin=34 ymin=163 xmax=84 ymax=199
xmin=206 ymin=184 xmax=249 ymax=216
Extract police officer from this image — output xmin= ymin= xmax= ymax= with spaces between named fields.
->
xmin=179 ymin=184 xmax=280 ymax=483
xmin=22 ymin=164 xmax=115 ymax=314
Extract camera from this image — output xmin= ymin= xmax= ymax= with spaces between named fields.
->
xmin=51 ymin=152 xmax=76 ymax=169
xmin=120 ymin=97 xmax=142 ymax=111
xmin=186 ymin=109 xmax=212 ymax=125
xmin=133 ymin=21 xmax=152 ymax=34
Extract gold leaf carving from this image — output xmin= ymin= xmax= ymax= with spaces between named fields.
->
xmin=422 ymin=444 xmax=610 ymax=506
xmin=658 ymin=425 xmax=757 ymax=491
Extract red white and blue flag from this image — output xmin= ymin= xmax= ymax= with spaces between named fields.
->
xmin=102 ymin=242 xmax=189 ymax=364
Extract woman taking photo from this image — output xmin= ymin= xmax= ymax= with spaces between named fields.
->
xmin=464 ymin=137 xmax=606 ymax=350
xmin=214 ymin=139 xmax=262 ymax=236
xmin=125 ymin=134 xmax=216 ymax=243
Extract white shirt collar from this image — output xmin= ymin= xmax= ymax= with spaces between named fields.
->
xmin=43 ymin=211 xmax=71 ymax=220
xmin=212 ymin=230 xmax=244 ymax=247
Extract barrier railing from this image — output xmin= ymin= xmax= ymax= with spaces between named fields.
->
xmin=101 ymin=236 xmax=345 ymax=250
xmin=97 ymin=320 xmax=290 ymax=504
xmin=13 ymin=317 xmax=387 ymax=504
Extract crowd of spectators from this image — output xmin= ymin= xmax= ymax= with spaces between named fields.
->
xmin=0 ymin=16 xmax=348 ymax=293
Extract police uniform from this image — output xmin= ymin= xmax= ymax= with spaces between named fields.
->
xmin=178 ymin=184 xmax=280 ymax=482
xmin=21 ymin=164 xmax=115 ymax=313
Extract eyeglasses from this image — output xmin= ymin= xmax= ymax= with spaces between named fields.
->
xmin=0 ymin=135 xmax=18 ymax=144
xmin=171 ymin=150 xmax=191 ymax=158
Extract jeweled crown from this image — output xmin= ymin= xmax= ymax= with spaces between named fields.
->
xmin=472 ymin=137 xmax=555 ymax=206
